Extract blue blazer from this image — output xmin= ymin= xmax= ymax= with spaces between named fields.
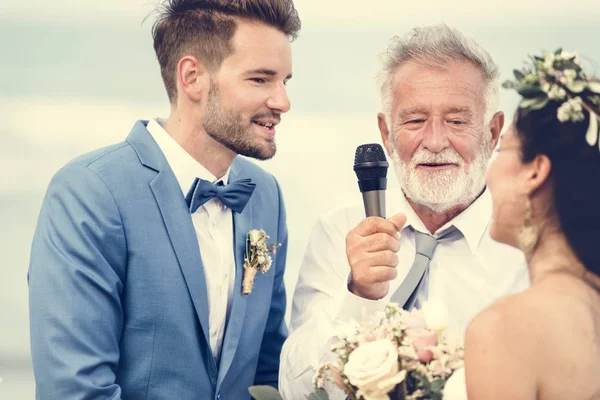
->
xmin=28 ymin=121 xmax=288 ymax=400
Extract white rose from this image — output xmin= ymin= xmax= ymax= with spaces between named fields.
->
xmin=249 ymin=229 xmax=261 ymax=245
xmin=421 ymin=299 xmax=449 ymax=333
xmin=257 ymin=255 xmax=266 ymax=264
xmin=343 ymin=339 xmax=405 ymax=398
xmin=443 ymin=367 xmax=468 ymax=400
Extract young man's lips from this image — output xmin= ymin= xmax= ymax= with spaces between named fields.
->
xmin=252 ymin=119 xmax=280 ymax=127
xmin=252 ymin=121 xmax=277 ymax=136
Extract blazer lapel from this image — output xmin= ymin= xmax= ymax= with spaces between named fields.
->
xmin=127 ymin=121 xmax=214 ymax=364
xmin=150 ymin=172 xmax=213 ymax=353
xmin=217 ymin=160 xmax=251 ymax=386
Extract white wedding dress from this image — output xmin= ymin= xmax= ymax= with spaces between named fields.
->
xmin=442 ymin=367 xmax=468 ymax=400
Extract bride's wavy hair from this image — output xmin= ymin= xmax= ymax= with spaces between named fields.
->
xmin=514 ymin=100 xmax=600 ymax=275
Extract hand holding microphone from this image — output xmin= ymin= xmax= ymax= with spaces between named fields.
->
xmin=346 ymin=144 xmax=407 ymax=300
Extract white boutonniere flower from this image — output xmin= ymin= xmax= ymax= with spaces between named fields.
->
xmin=242 ymin=229 xmax=280 ymax=295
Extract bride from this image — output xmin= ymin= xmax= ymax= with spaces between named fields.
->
xmin=456 ymin=50 xmax=600 ymax=399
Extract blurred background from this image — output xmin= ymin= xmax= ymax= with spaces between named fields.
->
xmin=1 ymin=0 xmax=598 ymax=397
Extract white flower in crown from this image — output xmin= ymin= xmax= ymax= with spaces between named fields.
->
xmin=546 ymin=84 xmax=567 ymax=100
xmin=558 ymin=51 xmax=580 ymax=63
xmin=242 ymin=229 xmax=281 ymax=295
xmin=560 ymin=69 xmax=578 ymax=86
xmin=543 ymin=52 xmax=555 ymax=70
xmin=557 ymin=97 xmax=585 ymax=123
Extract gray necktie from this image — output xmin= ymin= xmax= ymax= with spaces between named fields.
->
xmin=390 ymin=226 xmax=462 ymax=310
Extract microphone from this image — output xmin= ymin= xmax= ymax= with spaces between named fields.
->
xmin=353 ymin=144 xmax=389 ymax=218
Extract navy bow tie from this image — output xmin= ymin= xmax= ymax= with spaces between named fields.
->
xmin=185 ymin=177 xmax=256 ymax=214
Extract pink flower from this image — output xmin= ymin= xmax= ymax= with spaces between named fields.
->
xmin=405 ymin=329 xmax=438 ymax=362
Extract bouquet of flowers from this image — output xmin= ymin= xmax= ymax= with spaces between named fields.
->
xmin=249 ymin=300 xmax=464 ymax=400
xmin=312 ymin=300 xmax=463 ymax=400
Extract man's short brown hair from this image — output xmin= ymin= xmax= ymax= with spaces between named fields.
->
xmin=152 ymin=0 xmax=301 ymax=103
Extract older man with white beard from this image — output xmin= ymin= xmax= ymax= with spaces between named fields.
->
xmin=278 ymin=24 xmax=530 ymax=399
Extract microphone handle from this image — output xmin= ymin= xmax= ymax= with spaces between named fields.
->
xmin=362 ymin=190 xmax=386 ymax=218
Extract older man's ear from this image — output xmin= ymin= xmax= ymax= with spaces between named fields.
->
xmin=489 ymin=111 xmax=505 ymax=149
xmin=378 ymin=112 xmax=393 ymax=157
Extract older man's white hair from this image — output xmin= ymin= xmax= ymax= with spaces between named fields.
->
xmin=377 ymin=24 xmax=500 ymax=126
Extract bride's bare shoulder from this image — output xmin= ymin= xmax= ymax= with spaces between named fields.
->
xmin=466 ymin=275 xmax=598 ymax=361
xmin=465 ymin=277 xmax=600 ymax=399
xmin=462 ymin=290 xmax=544 ymax=397
xmin=465 ymin=291 xmax=541 ymax=354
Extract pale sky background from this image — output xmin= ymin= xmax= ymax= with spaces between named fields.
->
xmin=1 ymin=0 xmax=599 ymax=397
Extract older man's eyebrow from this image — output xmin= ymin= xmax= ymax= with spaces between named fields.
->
xmin=446 ymin=106 xmax=474 ymax=117
xmin=397 ymin=108 xmax=427 ymax=119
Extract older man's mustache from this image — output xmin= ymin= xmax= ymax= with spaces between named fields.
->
xmin=410 ymin=149 xmax=464 ymax=167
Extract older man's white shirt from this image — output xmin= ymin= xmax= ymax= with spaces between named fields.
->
xmin=279 ymin=188 xmax=529 ymax=399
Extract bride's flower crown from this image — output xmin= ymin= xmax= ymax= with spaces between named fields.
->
xmin=502 ymin=49 xmax=600 ymax=152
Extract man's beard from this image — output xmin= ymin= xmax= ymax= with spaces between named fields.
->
xmin=203 ymin=83 xmax=277 ymax=160
xmin=390 ymin=135 xmax=493 ymax=213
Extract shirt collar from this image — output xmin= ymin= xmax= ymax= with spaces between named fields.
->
xmin=387 ymin=188 xmax=427 ymax=233
xmin=388 ymin=187 xmax=491 ymax=252
xmin=147 ymin=118 xmax=231 ymax=196
xmin=449 ymin=188 xmax=492 ymax=251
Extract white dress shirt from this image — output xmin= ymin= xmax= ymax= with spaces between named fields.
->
xmin=147 ymin=119 xmax=235 ymax=363
xmin=279 ymin=188 xmax=529 ymax=399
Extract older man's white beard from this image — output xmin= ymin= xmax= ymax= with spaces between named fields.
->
xmin=391 ymin=142 xmax=491 ymax=213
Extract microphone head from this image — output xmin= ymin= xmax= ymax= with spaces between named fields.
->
xmin=353 ymin=143 xmax=389 ymax=181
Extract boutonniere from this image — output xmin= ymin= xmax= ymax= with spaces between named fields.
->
xmin=242 ymin=229 xmax=281 ymax=295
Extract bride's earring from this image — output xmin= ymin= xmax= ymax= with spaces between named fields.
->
xmin=518 ymin=198 xmax=539 ymax=256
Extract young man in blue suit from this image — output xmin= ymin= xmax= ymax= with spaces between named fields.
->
xmin=28 ymin=1 xmax=300 ymax=399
